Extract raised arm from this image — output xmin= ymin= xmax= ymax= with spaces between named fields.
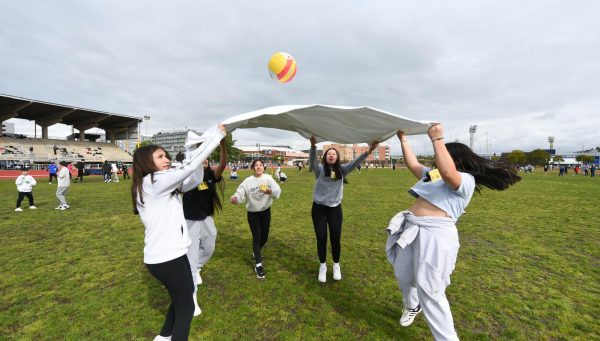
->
xmin=398 ymin=130 xmax=425 ymax=179
xmin=214 ymin=139 xmax=227 ymax=180
xmin=309 ymin=136 xmax=321 ymax=178
xmin=428 ymin=123 xmax=461 ymax=190
xmin=341 ymin=141 xmax=378 ymax=174
xmin=148 ymin=125 xmax=226 ymax=196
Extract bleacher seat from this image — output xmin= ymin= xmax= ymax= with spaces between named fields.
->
xmin=0 ymin=137 xmax=132 ymax=162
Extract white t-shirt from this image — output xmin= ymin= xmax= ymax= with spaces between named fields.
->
xmin=409 ymin=167 xmax=476 ymax=221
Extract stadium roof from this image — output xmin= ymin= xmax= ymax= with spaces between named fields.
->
xmin=0 ymin=94 xmax=142 ymax=139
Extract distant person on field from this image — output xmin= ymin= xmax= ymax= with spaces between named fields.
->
xmin=309 ymin=135 xmax=378 ymax=283
xmin=183 ymin=138 xmax=227 ymax=316
xmin=230 ymin=159 xmax=281 ymax=280
xmin=102 ymin=161 xmax=112 ymax=182
xmin=48 ymin=161 xmax=58 ymax=184
xmin=111 ymin=162 xmax=120 ymax=182
xmin=388 ymin=125 xmax=521 ymax=340
xmin=229 ymin=169 xmax=238 ymax=180
xmin=591 ymin=164 xmax=596 ymax=177
xmin=67 ymin=162 xmax=73 ymax=179
xmin=55 ymin=161 xmax=71 ymax=210
xmin=15 ymin=167 xmax=37 ymax=211
xmin=121 ymin=163 xmax=130 ymax=179
xmin=131 ymin=124 xmax=224 ymax=341
xmin=543 ymin=164 xmax=549 ymax=175
xmin=74 ymin=162 xmax=85 ymax=183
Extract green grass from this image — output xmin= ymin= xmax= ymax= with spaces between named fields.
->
xmin=1 ymin=170 xmax=599 ymax=340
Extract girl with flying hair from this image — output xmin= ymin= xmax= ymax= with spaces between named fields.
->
xmin=387 ymin=123 xmax=520 ymax=340
xmin=309 ymin=136 xmax=378 ymax=283
xmin=131 ymin=124 xmax=225 ymax=341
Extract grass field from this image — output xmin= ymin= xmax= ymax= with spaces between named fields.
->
xmin=1 ymin=169 xmax=599 ymax=340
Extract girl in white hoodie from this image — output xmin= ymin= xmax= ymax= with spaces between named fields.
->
xmin=230 ymin=159 xmax=281 ymax=279
xmin=15 ymin=168 xmax=37 ymax=211
xmin=132 ymin=124 xmax=225 ymax=341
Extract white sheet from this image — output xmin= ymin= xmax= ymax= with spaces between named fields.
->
xmin=222 ymin=104 xmax=435 ymax=144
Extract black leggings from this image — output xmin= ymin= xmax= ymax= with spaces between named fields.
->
xmin=16 ymin=192 xmax=34 ymax=208
xmin=146 ymin=255 xmax=195 ymax=341
xmin=247 ymin=208 xmax=271 ymax=264
xmin=49 ymin=173 xmax=57 ymax=183
xmin=311 ymin=202 xmax=343 ymax=263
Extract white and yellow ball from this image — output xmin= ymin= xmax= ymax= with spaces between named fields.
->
xmin=268 ymin=52 xmax=297 ymax=83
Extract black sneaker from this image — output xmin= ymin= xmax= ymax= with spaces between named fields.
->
xmin=255 ymin=265 xmax=265 ymax=279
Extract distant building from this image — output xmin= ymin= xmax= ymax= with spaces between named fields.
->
xmin=152 ymin=129 xmax=202 ymax=156
xmin=1 ymin=122 xmax=15 ymax=135
xmin=322 ymin=143 xmax=391 ymax=166
xmin=237 ymin=145 xmax=309 ymax=165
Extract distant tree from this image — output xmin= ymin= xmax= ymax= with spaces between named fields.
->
xmin=209 ymin=133 xmax=241 ymax=163
xmin=133 ymin=139 xmax=153 ymax=153
xmin=553 ymin=155 xmax=564 ymax=163
xmin=527 ymin=149 xmax=550 ymax=166
xmin=506 ymin=150 xmax=527 ymax=165
xmin=576 ymin=155 xmax=594 ymax=164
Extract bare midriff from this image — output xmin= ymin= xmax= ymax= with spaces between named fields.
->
xmin=409 ymin=197 xmax=450 ymax=218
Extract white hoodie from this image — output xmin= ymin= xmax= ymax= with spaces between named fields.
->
xmin=137 ymin=126 xmax=225 ymax=264
xmin=15 ymin=174 xmax=37 ymax=192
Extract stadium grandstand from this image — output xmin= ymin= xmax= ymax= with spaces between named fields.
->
xmin=1 ymin=94 xmax=141 ymax=171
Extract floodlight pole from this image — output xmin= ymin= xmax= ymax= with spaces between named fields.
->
xmin=143 ymin=116 xmax=151 ymax=137
xmin=548 ymin=136 xmax=554 ymax=149
xmin=469 ymin=125 xmax=477 ymax=150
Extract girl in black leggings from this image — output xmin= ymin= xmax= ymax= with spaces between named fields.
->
xmin=131 ymin=124 xmax=225 ymax=341
xmin=309 ymin=136 xmax=378 ymax=283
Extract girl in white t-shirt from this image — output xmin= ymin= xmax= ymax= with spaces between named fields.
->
xmin=388 ymin=123 xmax=520 ymax=340
xmin=230 ymin=159 xmax=281 ymax=279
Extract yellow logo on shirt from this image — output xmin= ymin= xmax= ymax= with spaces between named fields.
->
xmin=330 ymin=171 xmax=336 ymax=179
xmin=428 ymin=169 xmax=442 ymax=182
xmin=198 ymin=182 xmax=209 ymax=190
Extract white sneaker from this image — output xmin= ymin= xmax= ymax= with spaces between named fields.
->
xmin=318 ymin=263 xmax=327 ymax=283
xmin=55 ymin=206 xmax=63 ymax=210
xmin=29 ymin=205 xmax=37 ymax=209
xmin=153 ymin=335 xmax=171 ymax=341
xmin=333 ymin=263 xmax=342 ymax=281
xmin=15 ymin=207 xmax=23 ymax=212
xmin=192 ymin=292 xmax=201 ymax=317
xmin=399 ymin=305 xmax=422 ymax=327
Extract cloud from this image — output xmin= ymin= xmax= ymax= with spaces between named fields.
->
xmin=1 ymin=0 xmax=599 ymax=156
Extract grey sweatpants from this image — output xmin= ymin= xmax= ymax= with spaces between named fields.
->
xmin=56 ymin=186 xmax=69 ymax=206
xmin=186 ymin=217 xmax=217 ymax=287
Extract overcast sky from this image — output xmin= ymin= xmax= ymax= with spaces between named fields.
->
xmin=1 ymin=1 xmax=599 ymax=155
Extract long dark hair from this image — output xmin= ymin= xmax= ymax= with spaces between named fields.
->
xmin=445 ymin=142 xmax=521 ymax=192
xmin=204 ymin=165 xmax=224 ymax=213
xmin=322 ymin=148 xmax=346 ymax=182
xmin=131 ymin=145 xmax=171 ymax=214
